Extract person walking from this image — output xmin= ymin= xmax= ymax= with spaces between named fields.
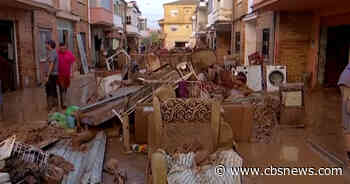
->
xmin=57 ymin=43 xmax=76 ymax=109
xmin=44 ymin=40 xmax=59 ymax=112
xmin=338 ymin=63 xmax=350 ymax=133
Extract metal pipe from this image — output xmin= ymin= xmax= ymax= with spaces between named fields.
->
xmin=80 ymin=90 xmax=134 ymax=112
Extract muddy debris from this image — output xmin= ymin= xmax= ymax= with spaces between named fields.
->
xmin=3 ymin=154 xmax=74 ymax=184
xmin=0 ymin=121 xmax=68 ymax=145
xmin=104 ymin=158 xmax=127 ymax=184
xmin=48 ymin=155 xmax=74 ymax=175
xmin=251 ymin=95 xmax=280 ymax=143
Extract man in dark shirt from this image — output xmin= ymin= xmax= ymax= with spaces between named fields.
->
xmin=45 ymin=40 xmax=59 ymax=111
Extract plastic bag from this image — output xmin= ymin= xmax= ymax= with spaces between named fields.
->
xmin=65 ymin=106 xmax=79 ymax=116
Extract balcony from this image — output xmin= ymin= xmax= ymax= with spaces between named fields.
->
xmin=0 ymin=0 xmax=56 ymax=11
xmin=253 ymin=0 xmax=350 ymax=12
xmin=113 ymin=15 xmax=123 ymax=29
xmin=126 ymin=25 xmax=140 ymax=36
xmin=91 ymin=7 xmax=113 ymax=26
xmin=90 ymin=0 xmax=113 ymax=26
xmin=32 ymin=0 xmax=53 ymax=6
xmin=208 ymin=0 xmax=233 ymax=26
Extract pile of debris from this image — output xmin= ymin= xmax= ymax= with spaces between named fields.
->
xmin=0 ymin=121 xmax=68 ymax=146
xmin=251 ymin=95 xmax=280 ymax=143
xmin=0 ymin=136 xmax=74 ymax=184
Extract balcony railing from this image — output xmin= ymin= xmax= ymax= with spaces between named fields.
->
xmin=32 ymin=0 xmax=53 ymax=6
xmin=91 ymin=7 xmax=113 ymax=25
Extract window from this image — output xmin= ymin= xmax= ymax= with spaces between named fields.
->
xmin=100 ymin=0 xmax=111 ymax=10
xmin=113 ymin=0 xmax=119 ymax=15
xmin=57 ymin=19 xmax=74 ymax=54
xmin=170 ymin=25 xmax=178 ymax=32
xmin=38 ymin=29 xmax=52 ymax=61
xmin=212 ymin=37 xmax=217 ymax=50
xmin=235 ymin=32 xmax=241 ymax=52
xmin=208 ymin=0 xmax=213 ymax=12
xmin=126 ymin=16 xmax=131 ymax=25
xmin=170 ymin=9 xmax=179 ymax=17
xmin=262 ymin=29 xmax=270 ymax=57
xmin=184 ymin=8 xmax=192 ymax=14
xmin=175 ymin=42 xmax=187 ymax=48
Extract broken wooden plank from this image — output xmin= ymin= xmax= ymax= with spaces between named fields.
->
xmin=80 ymin=86 xmax=143 ymax=112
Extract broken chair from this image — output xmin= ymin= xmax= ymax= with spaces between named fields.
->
xmin=146 ymin=97 xmax=241 ymax=184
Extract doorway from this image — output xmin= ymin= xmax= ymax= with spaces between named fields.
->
xmin=175 ymin=41 xmax=187 ymax=48
xmin=323 ymin=25 xmax=350 ymax=87
xmin=0 ymin=20 xmax=17 ymax=93
xmin=244 ymin=20 xmax=257 ymax=65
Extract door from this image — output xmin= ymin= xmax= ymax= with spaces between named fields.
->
xmin=0 ymin=20 xmax=17 ymax=92
xmin=324 ymin=26 xmax=350 ymax=87
xmin=37 ymin=29 xmax=52 ymax=82
xmin=57 ymin=19 xmax=74 ymax=54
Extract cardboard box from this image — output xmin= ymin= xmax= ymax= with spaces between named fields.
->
xmin=222 ymin=104 xmax=254 ymax=142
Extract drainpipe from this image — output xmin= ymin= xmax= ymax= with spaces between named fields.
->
xmin=88 ymin=0 xmax=91 ymax=50
xmin=273 ymin=11 xmax=278 ymax=65
xmin=32 ymin=11 xmax=41 ymax=85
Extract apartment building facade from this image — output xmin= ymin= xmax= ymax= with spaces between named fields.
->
xmin=232 ymin=0 xmax=274 ymax=65
xmin=207 ymin=0 xmax=233 ymax=63
xmin=0 ymin=0 xmax=91 ymax=91
xmin=192 ymin=0 xmax=208 ymax=47
xmin=126 ymin=1 xmax=142 ymax=51
xmin=90 ymin=0 xmax=114 ymax=65
xmin=253 ymin=0 xmax=350 ymax=87
xmin=161 ymin=0 xmax=197 ymax=49
xmin=110 ymin=0 xmax=127 ymax=50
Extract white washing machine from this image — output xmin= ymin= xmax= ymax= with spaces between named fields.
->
xmin=266 ymin=65 xmax=287 ymax=92
xmin=236 ymin=65 xmax=263 ymax=92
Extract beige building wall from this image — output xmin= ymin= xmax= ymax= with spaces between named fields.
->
xmin=233 ymin=0 xmax=249 ymax=64
xmin=164 ymin=24 xmax=193 ymax=48
xmin=162 ymin=2 xmax=196 ymax=49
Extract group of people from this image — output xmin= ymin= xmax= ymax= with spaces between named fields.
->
xmin=45 ymin=40 xmax=76 ymax=112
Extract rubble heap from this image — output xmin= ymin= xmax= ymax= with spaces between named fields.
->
xmin=251 ymin=95 xmax=280 ymax=143
xmin=0 ymin=122 xmax=67 ymax=146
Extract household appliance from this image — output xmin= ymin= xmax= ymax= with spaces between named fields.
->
xmin=266 ymin=65 xmax=287 ymax=92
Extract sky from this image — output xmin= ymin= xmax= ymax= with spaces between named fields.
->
xmin=134 ymin=0 xmax=175 ymax=29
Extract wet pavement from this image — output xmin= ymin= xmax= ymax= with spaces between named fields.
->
xmin=103 ymin=136 xmax=147 ymax=184
xmin=2 ymin=87 xmax=48 ymax=126
xmin=1 ymin=87 xmax=350 ymax=183
xmin=306 ymin=88 xmax=348 ymax=166
xmin=239 ymin=127 xmax=349 ymax=184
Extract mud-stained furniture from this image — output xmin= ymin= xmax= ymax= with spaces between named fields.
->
xmin=146 ymin=97 xmax=237 ymax=184
xmin=279 ymin=83 xmax=305 ymax=126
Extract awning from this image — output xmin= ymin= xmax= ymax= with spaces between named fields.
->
xmin=253 ymin=0 xmax=350 ymax=12
xmin=0 ymin=0 xmax=57 ymax=12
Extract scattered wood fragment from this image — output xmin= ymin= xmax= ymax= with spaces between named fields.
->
xmin=104 ymin=158 xmax=127 ymax=184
